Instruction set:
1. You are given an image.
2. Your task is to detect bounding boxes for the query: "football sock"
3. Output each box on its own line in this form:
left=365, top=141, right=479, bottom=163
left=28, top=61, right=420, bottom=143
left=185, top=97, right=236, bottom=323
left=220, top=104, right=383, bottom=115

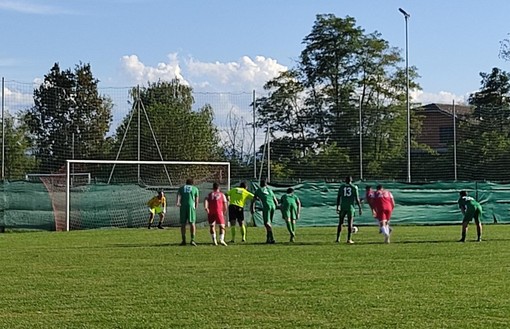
left=336, top=225, right=342, bottom=241
left=219, top=233, right=225, bottom=242
left=191, top=233, right=195, bottom=241
left=241, top=224, right=246, bottom=240
left=231, top=226, right=236, bottom=241
left=285, top=221, right=293, bottom=235
left=181, top=234, right=186, bottom=243
left=211, top=233, right=216, bottom=243
left=291, top=221, right=296, bottom=234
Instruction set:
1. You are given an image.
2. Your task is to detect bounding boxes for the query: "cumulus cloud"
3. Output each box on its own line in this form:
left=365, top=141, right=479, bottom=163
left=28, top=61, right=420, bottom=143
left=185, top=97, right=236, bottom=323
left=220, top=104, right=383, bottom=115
left=186, top=55, right=287, bottom=92
left=119, top=53, right=287, bottom=92
left=119, top=53, right=188, bottom=86
left=411, top=89, right=470, bottom=105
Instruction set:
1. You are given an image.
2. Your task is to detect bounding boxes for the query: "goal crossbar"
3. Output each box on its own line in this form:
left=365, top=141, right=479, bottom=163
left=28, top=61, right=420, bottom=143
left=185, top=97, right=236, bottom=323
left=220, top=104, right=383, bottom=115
left=65, top=160, right=230, bottom=231
left=26, top=173, right=92, bottom=184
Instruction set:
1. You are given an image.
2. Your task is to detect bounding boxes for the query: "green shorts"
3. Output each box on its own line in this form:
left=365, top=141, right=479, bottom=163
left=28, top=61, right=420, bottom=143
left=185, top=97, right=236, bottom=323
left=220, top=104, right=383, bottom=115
left=262, top=205, right=276, bottom=224
left=338, top=207, right=355, bottom=223
left=180, top=206, right=196, bottom=224
left=281, top=205, right=298, bottom=220
left=463, top=207, right=482, bottom=223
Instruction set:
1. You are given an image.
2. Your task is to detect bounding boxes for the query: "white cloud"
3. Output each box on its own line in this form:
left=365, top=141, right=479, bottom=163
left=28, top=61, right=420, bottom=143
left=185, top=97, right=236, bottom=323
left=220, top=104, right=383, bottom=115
left=119, top=53, right=287, bottom=92
left=186, top=55, right=287, bottom=92
left=0, top=0, right=71, bottom=14
left=411, top=89, right=470, bottom=105
left=119, top=54, right=188, bottom=86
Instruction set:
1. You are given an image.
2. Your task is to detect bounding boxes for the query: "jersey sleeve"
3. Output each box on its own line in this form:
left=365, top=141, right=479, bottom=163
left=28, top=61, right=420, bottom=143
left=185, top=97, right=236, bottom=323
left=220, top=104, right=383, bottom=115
left=245, top=190, right=255, bottom=199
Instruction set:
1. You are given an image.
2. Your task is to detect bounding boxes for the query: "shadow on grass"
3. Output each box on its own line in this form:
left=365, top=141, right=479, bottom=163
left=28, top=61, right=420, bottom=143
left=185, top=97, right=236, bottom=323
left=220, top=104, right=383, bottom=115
left=108, top=237, right=510, bottom=248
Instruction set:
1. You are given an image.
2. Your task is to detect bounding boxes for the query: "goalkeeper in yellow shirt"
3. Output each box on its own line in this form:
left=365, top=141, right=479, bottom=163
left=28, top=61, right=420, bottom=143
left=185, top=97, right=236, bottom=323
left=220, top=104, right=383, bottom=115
left=147, top=191, right=166, bottom=229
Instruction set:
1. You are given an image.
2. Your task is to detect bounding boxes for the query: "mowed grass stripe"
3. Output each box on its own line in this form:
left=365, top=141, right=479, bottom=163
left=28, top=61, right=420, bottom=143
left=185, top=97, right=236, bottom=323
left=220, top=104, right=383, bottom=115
left=0, top=225, right=509, bottom=328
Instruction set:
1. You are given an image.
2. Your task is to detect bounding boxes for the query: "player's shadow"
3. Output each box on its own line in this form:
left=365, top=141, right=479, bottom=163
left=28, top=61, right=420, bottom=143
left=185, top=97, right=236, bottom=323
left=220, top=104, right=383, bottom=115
left=110, top=242, right=175, bottom=248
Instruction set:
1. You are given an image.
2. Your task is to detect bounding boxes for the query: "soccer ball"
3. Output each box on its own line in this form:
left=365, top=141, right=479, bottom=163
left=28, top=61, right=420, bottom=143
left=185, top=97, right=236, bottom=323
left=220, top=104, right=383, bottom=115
left=351, top=226, right=359, bottom=234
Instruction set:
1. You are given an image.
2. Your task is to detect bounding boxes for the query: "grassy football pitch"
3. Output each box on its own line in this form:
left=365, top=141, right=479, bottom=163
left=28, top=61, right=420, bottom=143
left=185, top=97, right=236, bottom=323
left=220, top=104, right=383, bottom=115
left=0, top=225, right=509, bottom=329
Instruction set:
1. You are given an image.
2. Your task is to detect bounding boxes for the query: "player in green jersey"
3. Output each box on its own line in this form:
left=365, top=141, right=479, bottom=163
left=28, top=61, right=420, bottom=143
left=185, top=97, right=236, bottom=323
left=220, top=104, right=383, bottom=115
left=176, top=178, right=200, bottom=246
left=336, top=176, right=362, bottom=244
left=251, top=179, right=278, bottom=244
left=458, top=190, right=483, bottom=242
left=280, top=187, right=301, bottom=242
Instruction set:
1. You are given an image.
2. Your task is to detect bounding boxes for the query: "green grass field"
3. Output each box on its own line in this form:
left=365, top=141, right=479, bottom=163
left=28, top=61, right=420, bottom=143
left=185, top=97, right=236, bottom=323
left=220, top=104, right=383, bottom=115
left=0, top=225, right=509, bottom=329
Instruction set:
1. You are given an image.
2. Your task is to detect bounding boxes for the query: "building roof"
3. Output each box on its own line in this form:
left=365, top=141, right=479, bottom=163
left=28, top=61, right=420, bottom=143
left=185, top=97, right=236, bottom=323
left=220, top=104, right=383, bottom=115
left=417, top=103, right=473, bottom=117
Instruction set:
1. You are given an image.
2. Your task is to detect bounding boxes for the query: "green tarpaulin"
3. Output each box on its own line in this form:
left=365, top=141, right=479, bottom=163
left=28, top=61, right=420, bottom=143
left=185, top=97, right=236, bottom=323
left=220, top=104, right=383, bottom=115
left=0, top=180, right=508, bottom=230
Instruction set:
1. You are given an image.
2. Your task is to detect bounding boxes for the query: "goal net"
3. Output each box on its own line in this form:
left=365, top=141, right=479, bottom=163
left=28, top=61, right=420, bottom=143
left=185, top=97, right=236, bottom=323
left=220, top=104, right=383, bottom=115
left=58, top=160, right=230, bottom=231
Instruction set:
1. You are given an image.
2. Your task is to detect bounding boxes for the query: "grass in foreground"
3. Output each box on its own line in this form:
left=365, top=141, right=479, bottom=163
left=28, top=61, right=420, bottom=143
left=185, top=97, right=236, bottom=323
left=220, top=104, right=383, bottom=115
left=0, top=225, right=509, bottom=329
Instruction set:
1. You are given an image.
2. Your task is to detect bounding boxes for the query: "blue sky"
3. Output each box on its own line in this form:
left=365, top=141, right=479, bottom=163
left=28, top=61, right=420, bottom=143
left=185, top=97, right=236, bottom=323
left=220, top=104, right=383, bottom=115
left=1, top=0, right=509, bottom=104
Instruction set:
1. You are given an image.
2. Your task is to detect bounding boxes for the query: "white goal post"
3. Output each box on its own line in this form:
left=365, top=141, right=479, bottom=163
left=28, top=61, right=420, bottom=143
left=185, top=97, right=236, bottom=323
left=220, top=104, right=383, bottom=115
left=26, top=173, right=92, bottom=185
left=65, top=160, right=230, bottom=231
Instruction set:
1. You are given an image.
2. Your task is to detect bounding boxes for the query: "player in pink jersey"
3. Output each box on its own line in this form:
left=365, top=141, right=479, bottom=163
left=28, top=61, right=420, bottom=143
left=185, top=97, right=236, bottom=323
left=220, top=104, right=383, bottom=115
left=204, top=182, right=228, bottom=246
left=364, top=185, right=377, bottom=218
left=372, top=185, right=395, bottom=243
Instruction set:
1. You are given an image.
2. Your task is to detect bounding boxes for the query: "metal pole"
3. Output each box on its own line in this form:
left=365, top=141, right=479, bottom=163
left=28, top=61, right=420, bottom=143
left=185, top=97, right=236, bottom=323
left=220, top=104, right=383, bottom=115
left=358, top=95, right=363, bottom=180
left=252, top=90, right=256, bottom=179
left=267, top=125, right=271, bottom=183
left=399, top=8, right=411, bottom=183
left=453, top=100, right=457, bottom=181
left=137, top=85, right=141, bottom=182
left=1, top=77, right=4, bottom=181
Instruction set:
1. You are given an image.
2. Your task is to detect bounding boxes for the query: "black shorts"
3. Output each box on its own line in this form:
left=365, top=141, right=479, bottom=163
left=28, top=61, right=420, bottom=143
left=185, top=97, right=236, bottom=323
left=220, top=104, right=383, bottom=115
left=228, top=205, right=245, bottom=223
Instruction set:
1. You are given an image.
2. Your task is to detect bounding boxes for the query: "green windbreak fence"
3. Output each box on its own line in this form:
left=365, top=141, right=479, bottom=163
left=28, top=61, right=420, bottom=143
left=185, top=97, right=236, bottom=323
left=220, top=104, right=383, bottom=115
left=0, top=180, right=508, bottom=231
left=249, top=181, right=509, bottom=227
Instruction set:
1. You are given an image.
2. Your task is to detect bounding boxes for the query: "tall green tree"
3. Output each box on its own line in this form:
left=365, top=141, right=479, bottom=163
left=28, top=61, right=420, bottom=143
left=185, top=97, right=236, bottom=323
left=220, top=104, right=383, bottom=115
left=21, top=63, right=113, bottom=172
left=256, top=14, right=421, bottom=181
left=113, top=79, right=220, bottom=162
left=1, top=113, right=37, bottom=179
left=455, top=67, right=510, bottom=181
left=468, top=67, right=510, bottom=134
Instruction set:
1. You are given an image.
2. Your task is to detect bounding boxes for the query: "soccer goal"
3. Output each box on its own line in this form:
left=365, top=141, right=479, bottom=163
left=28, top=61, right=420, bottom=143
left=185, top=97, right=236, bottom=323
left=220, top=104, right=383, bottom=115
left=26, top=173, right=92, bottom=185
left=59, top=160, right=230, bottom=231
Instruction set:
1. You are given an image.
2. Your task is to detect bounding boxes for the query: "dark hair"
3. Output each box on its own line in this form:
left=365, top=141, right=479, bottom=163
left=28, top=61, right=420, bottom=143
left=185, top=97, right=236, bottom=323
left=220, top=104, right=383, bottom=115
left=186, top=178, right=193, bottom=185
left=260, top=179, right=267, bottom=187
left=365, top=185, right=372, bottom=190
left=158, top=190, right=164, bottom=197
left=240, top=182, right=247, bottom=189
left=213, top=182, right=219, bottom=190
left=345, top=176, right=352, bottom=183
left=459, top=190, right=467, bottom=197
left=287, top=187, right=294, bottom=194
left=376, top=185, right=383, bottom=190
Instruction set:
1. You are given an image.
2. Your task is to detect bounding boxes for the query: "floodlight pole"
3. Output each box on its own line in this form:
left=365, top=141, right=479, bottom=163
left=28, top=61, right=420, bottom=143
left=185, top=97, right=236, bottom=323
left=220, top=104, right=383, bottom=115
left=453, top=100, right=457, bottom=181
left=399, top=7, right=411, bottom=183
left=358, top=95, right=363, bottom=180
left=252, top=90, right=257, bottom=179
left=1, top=77, right=4, bottom=181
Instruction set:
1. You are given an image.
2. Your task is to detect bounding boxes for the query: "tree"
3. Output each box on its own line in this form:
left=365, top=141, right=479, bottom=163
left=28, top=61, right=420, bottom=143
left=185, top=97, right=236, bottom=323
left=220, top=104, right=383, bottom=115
left=21, top=63, right=113, bottom=172
left=112, top=80, right=220, bottom=162
left=1, top=113, right=37, bottom=179
left=255, top=14, right=421, bottom=181
left=500, top=34, right=510, bottom=61
left=453, top=67, right=510, bottom=181
left=468, top=67, right=510, bottom=134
